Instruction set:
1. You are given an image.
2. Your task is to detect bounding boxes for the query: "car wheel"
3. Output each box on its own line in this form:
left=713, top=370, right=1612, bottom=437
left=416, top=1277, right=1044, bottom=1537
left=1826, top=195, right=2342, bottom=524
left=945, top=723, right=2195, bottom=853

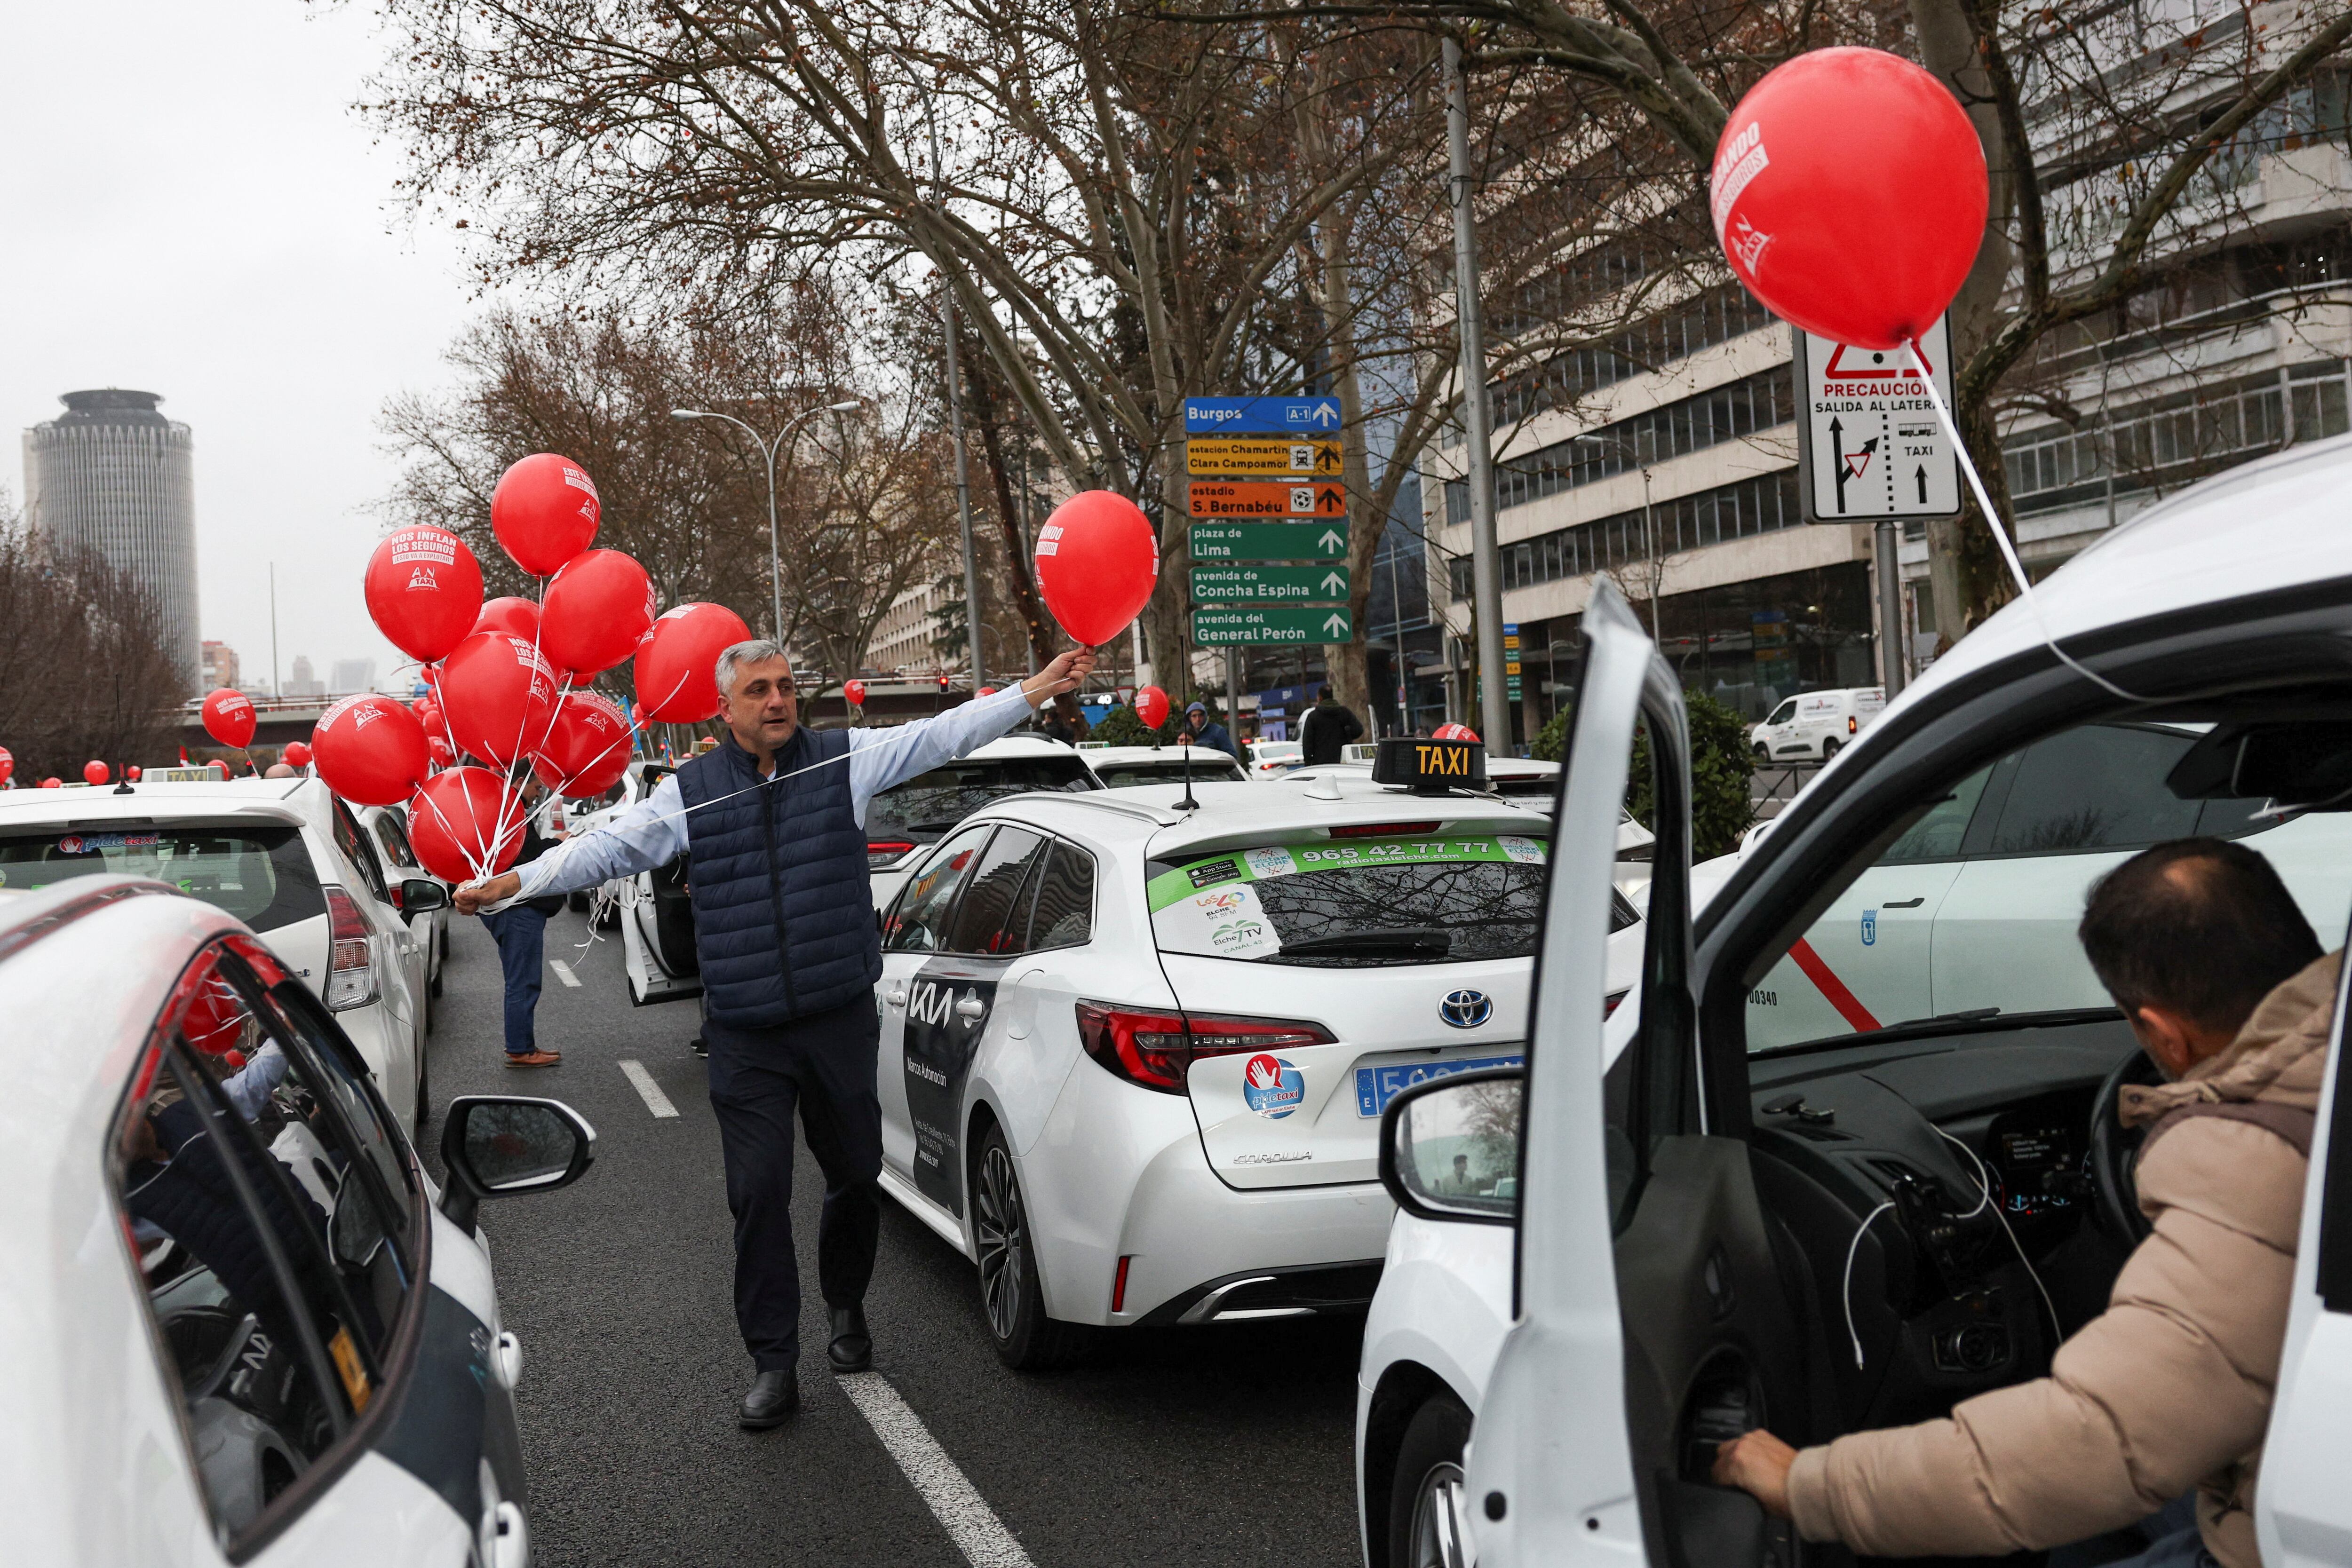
left=1821, top=736, right=1842, bottom=762
left=1752, top=743, right=1770, bottom=762
left=438, top=922, right=449, bottom=965
left=971, top=1124, right=1088, bottom=1371
left=1387, top=1393, right=1474, bottom=1568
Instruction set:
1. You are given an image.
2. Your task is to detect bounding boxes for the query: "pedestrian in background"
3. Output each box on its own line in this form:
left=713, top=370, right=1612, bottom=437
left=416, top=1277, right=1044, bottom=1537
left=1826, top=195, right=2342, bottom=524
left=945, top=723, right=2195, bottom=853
left=1180, top=700, right=1239, bottom=759
left=479, top=764, right=566, bottom=1069
left=1298, top=684, right=1364, bottom=766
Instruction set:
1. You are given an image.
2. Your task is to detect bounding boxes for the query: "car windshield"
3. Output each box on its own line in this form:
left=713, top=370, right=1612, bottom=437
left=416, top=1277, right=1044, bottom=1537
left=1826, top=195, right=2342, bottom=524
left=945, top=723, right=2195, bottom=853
left=1146, top=833, right=1625, bottom=967
left=866, top=755, right=1100, bottom=843
left=0, top=824, right=323, bottom=931
left=1095, top=759, right=1248, bottom=789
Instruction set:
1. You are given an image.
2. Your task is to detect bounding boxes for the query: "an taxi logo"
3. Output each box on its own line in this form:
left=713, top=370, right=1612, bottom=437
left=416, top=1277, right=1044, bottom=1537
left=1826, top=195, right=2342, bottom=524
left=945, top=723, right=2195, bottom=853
left=1241, top=1053, right=1305, bottom=1118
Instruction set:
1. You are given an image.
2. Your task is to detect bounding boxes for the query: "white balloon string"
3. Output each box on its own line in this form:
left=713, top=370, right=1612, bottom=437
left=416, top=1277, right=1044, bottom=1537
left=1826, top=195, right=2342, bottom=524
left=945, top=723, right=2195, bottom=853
left=1903, top=337, right=2147, bottom=704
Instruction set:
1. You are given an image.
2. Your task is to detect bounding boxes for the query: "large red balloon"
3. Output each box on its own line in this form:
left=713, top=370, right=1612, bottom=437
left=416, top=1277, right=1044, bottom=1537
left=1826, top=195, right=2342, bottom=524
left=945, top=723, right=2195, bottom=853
left=541, top=549, right=657, bottom=676
left=313, top=695, right=430, bottom=806
left=1034, top=491, right=1157, bottom=647
left=472, top=596, right=542, bottom=641
left=406, top=767, right=527, bottom=881
left=83, top=760, right=109, bottom=786
left=534, top=691, right=635, bottom=799
left=491, top=453, right=600, bottom=576
left=1133, top=686, right=1170, bottom=729
left=1710, top=48, right=1986, bottom=350
left=364, top=526, right=485, bottom=662
left=634, top=602, right=754, bottom=723
left=843, top=679, right=867, bottom=707
left=438, top=631, right=559, bottom=766
left=282, top=741, right=314, bottom=767
left=201, top=689, right=257, bottom=749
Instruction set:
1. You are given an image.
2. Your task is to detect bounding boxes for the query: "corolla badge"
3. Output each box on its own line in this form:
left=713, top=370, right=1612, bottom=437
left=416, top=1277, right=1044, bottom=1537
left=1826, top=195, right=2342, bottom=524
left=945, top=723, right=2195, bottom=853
left=1439, top=989, right=1493, bottom=1029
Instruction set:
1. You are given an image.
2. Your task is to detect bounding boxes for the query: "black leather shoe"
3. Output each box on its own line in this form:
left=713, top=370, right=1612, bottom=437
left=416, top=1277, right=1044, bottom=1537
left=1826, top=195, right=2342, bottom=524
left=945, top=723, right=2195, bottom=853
left=827, top=1306, right=873, bottom=1373
left=738, top=1369, right=799, bottom=1429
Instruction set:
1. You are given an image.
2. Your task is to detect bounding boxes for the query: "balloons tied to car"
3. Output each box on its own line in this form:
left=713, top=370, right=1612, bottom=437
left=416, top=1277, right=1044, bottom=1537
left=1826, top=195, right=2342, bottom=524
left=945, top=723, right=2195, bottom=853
left=1134, top=685, right=1170, bottom=729
left=201, top=688, right=257, bottom=750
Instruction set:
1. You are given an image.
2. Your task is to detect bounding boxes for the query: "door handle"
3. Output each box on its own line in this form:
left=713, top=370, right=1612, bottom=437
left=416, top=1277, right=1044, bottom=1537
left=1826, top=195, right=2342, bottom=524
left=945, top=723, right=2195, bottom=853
left=886, top=989, right=908, bottom=1009
left=1881, top=897, right=1925, bottom=909
left=955, top=995, right=986, bottom=1021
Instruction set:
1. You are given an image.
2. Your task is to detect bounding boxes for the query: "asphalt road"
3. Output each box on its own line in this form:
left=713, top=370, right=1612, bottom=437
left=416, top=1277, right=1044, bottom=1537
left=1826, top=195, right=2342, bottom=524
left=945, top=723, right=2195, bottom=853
left=420, top=907, right=1367, bottom=1568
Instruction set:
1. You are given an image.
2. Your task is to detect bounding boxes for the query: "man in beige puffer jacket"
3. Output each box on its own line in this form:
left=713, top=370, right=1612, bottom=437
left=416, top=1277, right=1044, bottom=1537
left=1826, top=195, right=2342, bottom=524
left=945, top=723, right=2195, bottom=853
left=1716, top=837, right=2338, bottom=1568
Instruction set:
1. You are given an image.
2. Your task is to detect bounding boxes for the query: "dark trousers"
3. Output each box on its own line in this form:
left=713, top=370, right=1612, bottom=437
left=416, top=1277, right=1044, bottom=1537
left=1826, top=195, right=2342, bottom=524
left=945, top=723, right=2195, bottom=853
left=480, top=907, right=547, bottom=1056
left=703, top=999, right=883, bottom=1370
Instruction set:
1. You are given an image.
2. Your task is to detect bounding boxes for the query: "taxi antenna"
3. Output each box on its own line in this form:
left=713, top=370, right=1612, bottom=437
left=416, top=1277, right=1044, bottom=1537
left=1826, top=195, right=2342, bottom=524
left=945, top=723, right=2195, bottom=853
left=1176, top=737, right=1200, bottom=812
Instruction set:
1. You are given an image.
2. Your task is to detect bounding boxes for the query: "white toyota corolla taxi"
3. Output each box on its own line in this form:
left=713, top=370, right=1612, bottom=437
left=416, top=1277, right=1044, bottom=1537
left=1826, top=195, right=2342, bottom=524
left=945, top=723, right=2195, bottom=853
left=870, top=744, right=1644, bottom=1368
left=1355, top=432, right=2352, bottom=1568
left=0, top=874, right=595, bottom=1566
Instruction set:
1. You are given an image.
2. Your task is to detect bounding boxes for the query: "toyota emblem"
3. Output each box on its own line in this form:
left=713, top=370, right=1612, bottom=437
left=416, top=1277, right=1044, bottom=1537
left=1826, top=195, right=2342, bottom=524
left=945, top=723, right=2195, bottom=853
left=1439, top=989, right=1493, bottom=1029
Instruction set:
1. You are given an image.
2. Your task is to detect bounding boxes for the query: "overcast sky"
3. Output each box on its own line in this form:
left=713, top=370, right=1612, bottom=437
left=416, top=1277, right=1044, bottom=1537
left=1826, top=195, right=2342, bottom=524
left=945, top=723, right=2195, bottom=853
left=1, top=2, right=491, bottom=694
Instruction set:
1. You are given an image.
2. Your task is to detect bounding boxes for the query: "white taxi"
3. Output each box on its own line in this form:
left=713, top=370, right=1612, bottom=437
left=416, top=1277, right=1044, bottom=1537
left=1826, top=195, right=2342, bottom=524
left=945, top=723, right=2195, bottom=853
left=1355, top=433, right=2352, bottom=1568
left=870, top=742, right=1643, bottom=1369
left=1081, top=744, right=1250, bottom=789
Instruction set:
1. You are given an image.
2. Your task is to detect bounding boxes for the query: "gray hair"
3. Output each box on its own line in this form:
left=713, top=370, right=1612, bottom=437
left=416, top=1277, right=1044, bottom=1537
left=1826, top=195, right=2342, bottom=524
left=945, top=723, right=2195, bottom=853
left=715, top=638, right=791, bottom=699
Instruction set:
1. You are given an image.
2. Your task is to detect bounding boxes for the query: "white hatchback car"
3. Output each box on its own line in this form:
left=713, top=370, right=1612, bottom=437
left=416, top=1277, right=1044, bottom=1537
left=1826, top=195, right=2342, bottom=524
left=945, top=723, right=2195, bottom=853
left=0, top=874, right=595, bottom=1566
left=871, top=752, right=1643, bottom=1369
left=1748, top=685, right=1885, bottom=764
left=0, top=780, right=439, bottom=1132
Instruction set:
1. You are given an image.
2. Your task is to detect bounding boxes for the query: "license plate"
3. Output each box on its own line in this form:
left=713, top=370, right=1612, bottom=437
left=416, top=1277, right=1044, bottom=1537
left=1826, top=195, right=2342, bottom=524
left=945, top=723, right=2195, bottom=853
left=1355, top=1053, right=1525, bottom=1117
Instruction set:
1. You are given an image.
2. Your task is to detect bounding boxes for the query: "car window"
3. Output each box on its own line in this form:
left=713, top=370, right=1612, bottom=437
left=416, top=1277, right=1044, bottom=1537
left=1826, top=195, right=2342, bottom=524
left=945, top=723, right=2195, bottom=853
left=866, top=755, right=1100, bottom=847
left=1765, top=700, right=1797, bottom=726
left=1877, top=766, right=1994, bottom=864
left=330, top=800, right=390, bottom=902
left=942, top=827, right=1050, bottom=955
left=1146, top=834, right=1603, bottom=967
left=0, top=824, right=324, bottom=933
left=370, top=810, right=421, bottom=873
left=1095, top=759, right=1248, bottom=788
left=1022, top=841, right=1097, bottom=950
left=1975, top=724, right=2205, bottom=855
left=883, top=826, right=995, bottom=953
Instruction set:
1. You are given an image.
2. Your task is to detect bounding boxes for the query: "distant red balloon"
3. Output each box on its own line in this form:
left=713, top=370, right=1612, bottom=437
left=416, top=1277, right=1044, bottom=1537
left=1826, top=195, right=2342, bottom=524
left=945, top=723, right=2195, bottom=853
left=406, top=767, right=526, bottom=882
left=628, top=702, right=644, bottom=727
left=843, top=679, right=867, bottom=706
left=40, top=777, right=61, bottom=789
left=0, top=747, right=11, bottom=785
left=439, top=630, right=560, bottom=766
left=1710, top=48, right=1986, bottom=350
left=978, top=686, right=998, bottom=697
left=201, top=688, right=257, bottom=749
left=1033, top=491, right=1157, bottom=647
left=534, top=691, right=635, bottom=799
left=83, top=760, right=109, bottom=785
left=364, top=526, right=485, bottom=663
left=472, top=596, right=542, bottom=641
left=282, top=740, right=313, bottom=768
left=634, top=602, right=754, bottom=723
left=427, top=735, right=454, bottom=768
left=126, top=766, right=141, bottom=782
left=1432, top=722, right=1480, bottom=742
left=207, top=760, right=230, bottom=780
left=491, top=452, right=600, bottom=576
left=1133, top=685, right=1169, bottom=729
left=313, top=695, right=429, bottom=806
left=541, top=548, right=657, bottom=675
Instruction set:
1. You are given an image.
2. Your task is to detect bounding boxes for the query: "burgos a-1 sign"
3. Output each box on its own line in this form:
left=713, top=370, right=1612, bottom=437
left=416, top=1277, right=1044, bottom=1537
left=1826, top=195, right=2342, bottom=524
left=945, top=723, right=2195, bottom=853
left=1793, top=314, right=1962, bottom=523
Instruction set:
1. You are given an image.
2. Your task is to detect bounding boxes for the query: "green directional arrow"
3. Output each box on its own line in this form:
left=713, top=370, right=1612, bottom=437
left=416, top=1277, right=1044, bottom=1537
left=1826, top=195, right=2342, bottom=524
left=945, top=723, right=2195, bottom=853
left=1189, top=563, right=1352, bottom=604
left=1192, top=605, right=1355, bottom=646
left=1187, top=521, right=1348, bottom=562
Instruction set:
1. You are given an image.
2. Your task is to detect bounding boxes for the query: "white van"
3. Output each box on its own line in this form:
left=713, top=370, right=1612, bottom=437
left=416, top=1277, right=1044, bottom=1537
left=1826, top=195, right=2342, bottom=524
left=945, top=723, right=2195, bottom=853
left=1749, top=685, right=1884, bottom=763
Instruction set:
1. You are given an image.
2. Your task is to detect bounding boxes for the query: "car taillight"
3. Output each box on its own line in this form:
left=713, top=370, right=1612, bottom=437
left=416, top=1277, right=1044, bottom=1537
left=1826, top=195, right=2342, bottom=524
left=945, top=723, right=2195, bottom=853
left=867, top=840, right=917, bottom=869
left=1847, top=716, right=1858, bottom=734
left=1604, top=989, right=1629, bottom=1017
left=1076, top=1002, right=1335, bottom=1094
left=323, top=884, right=377, bottom=1012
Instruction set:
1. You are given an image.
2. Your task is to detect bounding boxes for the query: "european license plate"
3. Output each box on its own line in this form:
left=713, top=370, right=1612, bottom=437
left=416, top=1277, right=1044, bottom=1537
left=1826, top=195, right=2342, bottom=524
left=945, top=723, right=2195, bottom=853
left=1355, top=1053, right=1525, bottom=1118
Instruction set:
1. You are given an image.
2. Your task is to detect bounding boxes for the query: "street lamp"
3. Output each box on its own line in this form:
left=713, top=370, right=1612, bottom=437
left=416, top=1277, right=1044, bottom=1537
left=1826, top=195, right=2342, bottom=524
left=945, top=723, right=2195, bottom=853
left=672, top=400, right=860, bottom=641
left=1573, top=432, right=1661, bottom=641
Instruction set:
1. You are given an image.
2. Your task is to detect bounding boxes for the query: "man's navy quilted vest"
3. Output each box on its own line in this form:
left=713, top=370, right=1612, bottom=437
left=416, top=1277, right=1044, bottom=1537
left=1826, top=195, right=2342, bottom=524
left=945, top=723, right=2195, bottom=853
left=675, top=727, right=880, bottom=1027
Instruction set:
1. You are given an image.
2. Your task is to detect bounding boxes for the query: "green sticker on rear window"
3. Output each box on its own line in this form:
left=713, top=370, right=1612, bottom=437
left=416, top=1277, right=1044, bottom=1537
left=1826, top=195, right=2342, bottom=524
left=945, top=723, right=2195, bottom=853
left=1146, top=835, right=1546, bottom=912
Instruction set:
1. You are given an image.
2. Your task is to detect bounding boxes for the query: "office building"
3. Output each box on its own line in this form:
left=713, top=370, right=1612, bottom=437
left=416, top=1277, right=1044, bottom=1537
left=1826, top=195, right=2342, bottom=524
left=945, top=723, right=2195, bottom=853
left=201, top=640, right=239, bottom=692
left=287, top=655, right=324, bottom=698
left=23, top=389, right=200, bottom=689
left=331, top=657, right=377, bottom=695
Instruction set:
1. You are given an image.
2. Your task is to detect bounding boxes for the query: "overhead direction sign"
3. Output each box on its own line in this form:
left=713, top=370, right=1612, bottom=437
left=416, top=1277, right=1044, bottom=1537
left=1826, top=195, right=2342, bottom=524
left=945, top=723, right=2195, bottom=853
left=1188, top=521, right=1349, bottom=562
left=1793, top=314, right=1963, bottom=523
left=1193, top=605, right=1354, bottom=645
left=1184, top=396, right=1343, bottom=436
left=1191, top=564, right=1352, bottom=604
left=1189, top=480, right=1349, bottom=519
left=1186, top=438, right=1345, bottom=478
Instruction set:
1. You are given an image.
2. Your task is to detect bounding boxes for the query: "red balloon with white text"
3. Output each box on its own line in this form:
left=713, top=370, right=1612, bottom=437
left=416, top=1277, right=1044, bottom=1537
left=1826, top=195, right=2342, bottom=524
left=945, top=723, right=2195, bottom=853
left=0, top=747, right=15, bottom=784
left=406, top=767, right=526, bottom=881
left=1033, top=491, right=1157, bottom=647
left=843, top=679, right=867, bottom=707
left=202, top=688, right=257, bottom=749
left=534, top=691, right=635, bottom=799
left=438, top=630, right=560, bottom=766
left=633, top=602, right=754, bottom=723
left=1432, top=722, right=1479, bottom=742
left=491, top=453, right=600, bottom=576
left=312, top=695, right=430, bottom=806
left=1133, top=686, right=1169, bottom=730
left=540, top=549, right=657, bottom=676
left=364, top=526, right=485, bottom=662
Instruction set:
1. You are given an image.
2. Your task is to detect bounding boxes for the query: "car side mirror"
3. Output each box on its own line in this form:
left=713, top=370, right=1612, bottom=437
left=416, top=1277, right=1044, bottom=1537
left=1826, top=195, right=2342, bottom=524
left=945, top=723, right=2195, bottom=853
left=437, top=1095, right=596, bottom=1235
left=397, top=878, right=450, bottom=916
left=1378, top=1068, right=1523, bottom=1224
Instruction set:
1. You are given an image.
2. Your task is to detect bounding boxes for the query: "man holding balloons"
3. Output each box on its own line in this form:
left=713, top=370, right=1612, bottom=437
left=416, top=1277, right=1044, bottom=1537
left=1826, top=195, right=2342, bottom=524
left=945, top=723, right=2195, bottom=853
left=455, top=636, right=1097, bottom=1427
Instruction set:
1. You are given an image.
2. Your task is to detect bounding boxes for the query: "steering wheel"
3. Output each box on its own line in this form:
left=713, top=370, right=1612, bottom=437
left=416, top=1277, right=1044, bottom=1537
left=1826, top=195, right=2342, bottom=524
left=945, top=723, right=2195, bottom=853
left=2088, top=1048, right=2166, bottom=1245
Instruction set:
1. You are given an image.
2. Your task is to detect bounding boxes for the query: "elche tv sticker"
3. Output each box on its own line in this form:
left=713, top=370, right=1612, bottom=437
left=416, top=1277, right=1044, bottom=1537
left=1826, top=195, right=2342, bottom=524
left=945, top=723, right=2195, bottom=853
left=1241, top=1053, right=1306, bottom=1119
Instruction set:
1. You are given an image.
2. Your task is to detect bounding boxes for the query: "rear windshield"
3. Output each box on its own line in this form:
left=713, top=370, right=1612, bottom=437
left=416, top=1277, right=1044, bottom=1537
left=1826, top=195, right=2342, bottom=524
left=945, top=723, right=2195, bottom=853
left=1096, top=759, right=1248, bottom=789
left=867, top=756, right=1100, bottom=843
left=0, top=824, right=323, bottom=932
left=1146, top=834, right=1621, bottom=967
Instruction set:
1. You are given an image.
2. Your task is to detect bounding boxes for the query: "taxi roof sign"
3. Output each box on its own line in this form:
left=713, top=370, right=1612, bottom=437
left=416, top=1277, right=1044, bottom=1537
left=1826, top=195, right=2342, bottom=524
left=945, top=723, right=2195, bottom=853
left=1370, top=735, right=1487, bottom=796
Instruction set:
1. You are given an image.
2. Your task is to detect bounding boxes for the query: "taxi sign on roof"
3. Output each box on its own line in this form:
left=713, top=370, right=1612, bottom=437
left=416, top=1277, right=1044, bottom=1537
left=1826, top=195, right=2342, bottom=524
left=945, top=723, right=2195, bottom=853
left=1370, top=735, right=1488, bottom=795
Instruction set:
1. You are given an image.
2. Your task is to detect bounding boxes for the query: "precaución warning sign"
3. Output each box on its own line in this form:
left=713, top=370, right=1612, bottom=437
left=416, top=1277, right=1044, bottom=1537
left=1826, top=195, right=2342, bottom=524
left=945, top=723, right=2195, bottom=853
left=1794, top=314, right=1962, bottom=523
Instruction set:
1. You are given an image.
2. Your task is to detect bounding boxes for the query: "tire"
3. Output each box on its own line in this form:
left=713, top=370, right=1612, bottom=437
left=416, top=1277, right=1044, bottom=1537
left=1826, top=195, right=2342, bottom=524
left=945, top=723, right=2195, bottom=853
left=1386, top=1394, right=1475, bottom=1568
left=1820, top=736, right=1842, bottom=762
left=438, top=922, right=449, bottom=965
left=1752, top=743, right=1770, bottom=762
left=971, top=1124, right=1088, bottom=1371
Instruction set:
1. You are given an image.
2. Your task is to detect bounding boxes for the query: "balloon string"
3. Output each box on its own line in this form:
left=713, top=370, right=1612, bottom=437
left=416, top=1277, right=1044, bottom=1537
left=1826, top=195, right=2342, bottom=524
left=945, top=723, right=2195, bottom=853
left=1904, top=337, right=2147, bottom=704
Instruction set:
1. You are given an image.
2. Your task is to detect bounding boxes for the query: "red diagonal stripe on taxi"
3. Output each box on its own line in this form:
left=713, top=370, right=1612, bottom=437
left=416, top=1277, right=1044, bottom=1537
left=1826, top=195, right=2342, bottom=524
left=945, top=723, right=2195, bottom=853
left=1788, top=938, right=1882, bottom=1033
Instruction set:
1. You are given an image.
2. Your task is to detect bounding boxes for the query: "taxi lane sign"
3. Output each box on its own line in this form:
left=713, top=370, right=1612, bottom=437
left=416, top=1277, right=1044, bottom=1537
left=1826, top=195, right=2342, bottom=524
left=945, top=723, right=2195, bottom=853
left=1188, top=521, right=1348, bottom=561
left=1184, top=396, right=1343, bottom=436
left=1190, top=564, right=1351, bottom=603
left=1186, top=438, right=1344, bottom=477
left=1793, top=314, right=1963, bottom=522
left=1189, top=480, right=1348, bottom=518
left=1193, top=605, right=1354, bottom=645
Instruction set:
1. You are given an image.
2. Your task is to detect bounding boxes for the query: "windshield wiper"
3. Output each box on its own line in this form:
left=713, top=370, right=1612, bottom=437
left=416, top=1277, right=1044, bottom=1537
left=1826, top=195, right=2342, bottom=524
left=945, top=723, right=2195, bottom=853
left=1279, top=926, right=1453, bottom=958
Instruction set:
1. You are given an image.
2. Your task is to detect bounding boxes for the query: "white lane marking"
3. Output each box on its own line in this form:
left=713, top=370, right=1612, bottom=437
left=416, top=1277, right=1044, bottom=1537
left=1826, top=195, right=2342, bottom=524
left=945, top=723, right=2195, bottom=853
left=837, top=1371, right=1035, bottom=1568
left=616, top=1059, right=679, bottom=1119
left=548, top=959, right=581, bottom=988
